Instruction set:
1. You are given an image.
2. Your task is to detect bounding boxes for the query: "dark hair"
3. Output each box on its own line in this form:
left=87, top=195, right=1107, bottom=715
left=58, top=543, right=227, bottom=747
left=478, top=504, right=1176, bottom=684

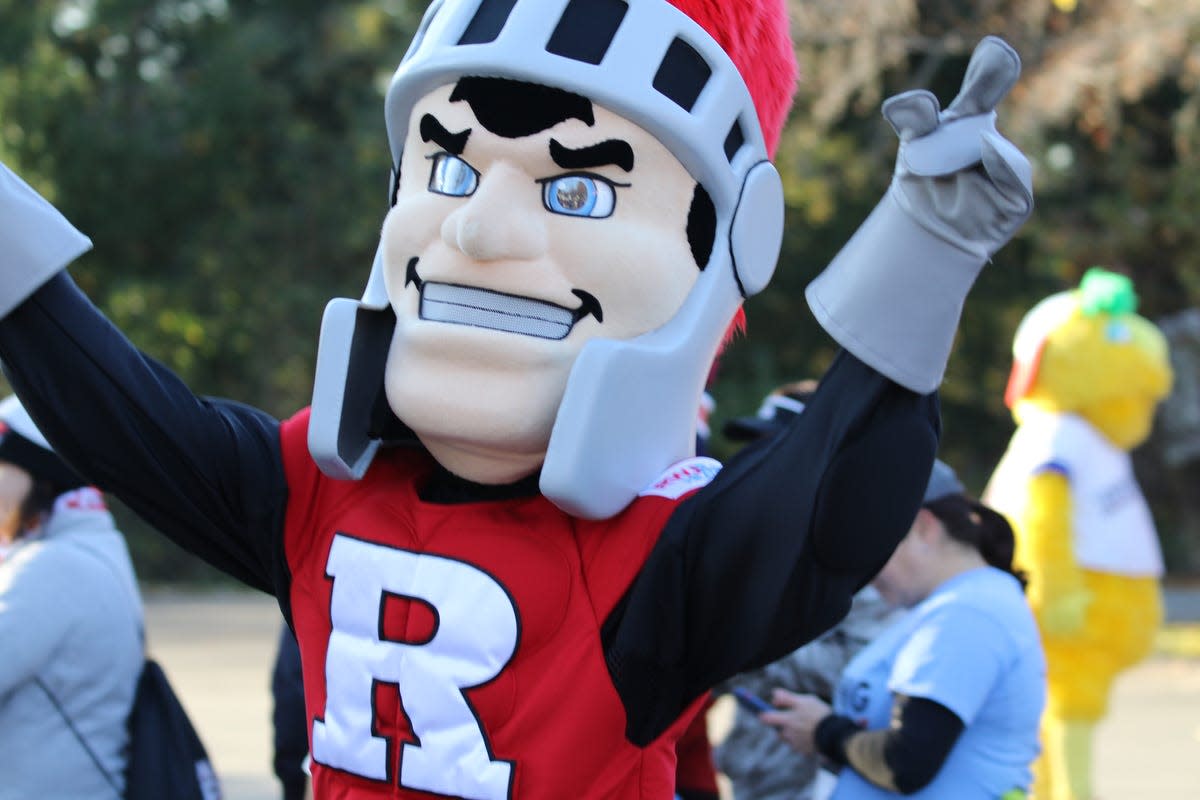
left=445, top=76, right=717, bottom=269
left=924, top=494, right=1028, bottom=590
left=14, top=479, right=59, bottom=538
left=450, top=76, right=595, bottom=138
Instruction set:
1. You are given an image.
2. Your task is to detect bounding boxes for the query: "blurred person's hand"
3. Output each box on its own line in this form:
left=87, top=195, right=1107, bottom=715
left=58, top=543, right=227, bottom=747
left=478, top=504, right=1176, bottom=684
left=759, top=689, right=832, bottom=755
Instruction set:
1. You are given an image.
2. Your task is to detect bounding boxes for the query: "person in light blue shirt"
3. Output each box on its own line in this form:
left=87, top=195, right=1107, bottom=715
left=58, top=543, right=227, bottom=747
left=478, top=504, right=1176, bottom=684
left=758, top=460, right=1047, bottom=799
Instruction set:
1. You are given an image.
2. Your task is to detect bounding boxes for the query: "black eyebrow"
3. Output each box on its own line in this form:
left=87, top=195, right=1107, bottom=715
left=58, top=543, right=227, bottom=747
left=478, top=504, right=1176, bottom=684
left=549, top=138, right=634, bottom=172
left=420, top=114, right=471, bottom=156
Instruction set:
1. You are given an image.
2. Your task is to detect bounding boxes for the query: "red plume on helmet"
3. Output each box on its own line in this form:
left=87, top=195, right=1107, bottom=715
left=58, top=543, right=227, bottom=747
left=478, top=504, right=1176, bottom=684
left=666, top=0, right=798, bottom=157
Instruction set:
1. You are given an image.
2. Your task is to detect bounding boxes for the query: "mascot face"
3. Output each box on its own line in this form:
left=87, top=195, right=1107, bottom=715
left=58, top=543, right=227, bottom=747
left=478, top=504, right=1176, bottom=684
left=1008, top=270, right=1173, bottom=451
left=1029, top=309, right=1172, bottom=449
left=379, top=80, right=702, bottom=481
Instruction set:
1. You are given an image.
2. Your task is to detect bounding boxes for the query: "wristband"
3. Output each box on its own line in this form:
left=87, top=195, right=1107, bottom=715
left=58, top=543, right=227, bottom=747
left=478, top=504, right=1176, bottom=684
left=814, top=713, right=863, bottom=767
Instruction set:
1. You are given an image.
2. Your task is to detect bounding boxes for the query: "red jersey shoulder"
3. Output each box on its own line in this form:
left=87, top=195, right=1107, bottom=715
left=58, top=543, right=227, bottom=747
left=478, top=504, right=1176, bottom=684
left=279, top=407, right=315, bottom=479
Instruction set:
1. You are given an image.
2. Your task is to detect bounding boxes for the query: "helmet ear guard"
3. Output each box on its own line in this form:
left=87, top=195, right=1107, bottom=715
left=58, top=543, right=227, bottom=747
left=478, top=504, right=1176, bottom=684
left=310, top=245, right=419, bottom=479
left=308, top=0, right=786, bottom=515
left=729, top=161, right=785, bottom=296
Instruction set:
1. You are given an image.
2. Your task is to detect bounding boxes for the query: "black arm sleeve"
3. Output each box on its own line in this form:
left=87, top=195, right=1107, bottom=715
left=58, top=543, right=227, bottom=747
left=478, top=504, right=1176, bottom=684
left=0, top=273, right=291, bottom=603
left=604, top=351, right=939, bottom=744
left=814, top=712, right=863, bottom=766
left=272, top=624, right=310, bottom=800
left=818, top=696, right=965, bottom=794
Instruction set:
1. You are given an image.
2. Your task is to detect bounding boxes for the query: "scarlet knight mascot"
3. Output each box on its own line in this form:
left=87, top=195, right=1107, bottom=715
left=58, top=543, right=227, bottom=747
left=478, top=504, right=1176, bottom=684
left=0, top=1, right=1032, bottom=797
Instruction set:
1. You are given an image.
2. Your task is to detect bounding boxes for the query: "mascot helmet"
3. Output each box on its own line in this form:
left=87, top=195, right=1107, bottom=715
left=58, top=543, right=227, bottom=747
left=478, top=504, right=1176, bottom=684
left=309, top=0, right=796, bottom=518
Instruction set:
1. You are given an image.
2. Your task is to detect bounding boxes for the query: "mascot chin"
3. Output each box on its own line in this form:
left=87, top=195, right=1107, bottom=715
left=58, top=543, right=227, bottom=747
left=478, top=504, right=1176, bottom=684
left=0, top=0, right=1033, bottom=796
left=986, top=268, right=1173, bottom=800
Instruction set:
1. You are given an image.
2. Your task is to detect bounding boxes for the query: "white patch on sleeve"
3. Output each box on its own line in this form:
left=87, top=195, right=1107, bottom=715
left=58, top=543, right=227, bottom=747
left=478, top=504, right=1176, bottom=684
left=638, top=457, right=722, bottom=500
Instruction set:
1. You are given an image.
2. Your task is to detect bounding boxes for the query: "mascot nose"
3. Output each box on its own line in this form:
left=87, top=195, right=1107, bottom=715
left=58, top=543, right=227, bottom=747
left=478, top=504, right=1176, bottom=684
left=441, top=163, right=547, bottom=262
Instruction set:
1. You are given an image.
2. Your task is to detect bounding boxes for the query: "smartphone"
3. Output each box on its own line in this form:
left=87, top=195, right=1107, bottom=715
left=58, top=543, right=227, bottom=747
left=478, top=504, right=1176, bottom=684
left=731, top=686, right=773, bottom=714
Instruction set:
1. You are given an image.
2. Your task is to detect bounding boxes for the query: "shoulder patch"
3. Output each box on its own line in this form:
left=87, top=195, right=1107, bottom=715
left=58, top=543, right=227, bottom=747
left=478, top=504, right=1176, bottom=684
left=638, top=457, right=722, bottom=500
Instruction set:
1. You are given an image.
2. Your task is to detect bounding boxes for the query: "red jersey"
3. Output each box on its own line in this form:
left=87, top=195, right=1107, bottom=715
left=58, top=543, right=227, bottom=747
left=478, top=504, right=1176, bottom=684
left=280, top=410, right=707, bottom=799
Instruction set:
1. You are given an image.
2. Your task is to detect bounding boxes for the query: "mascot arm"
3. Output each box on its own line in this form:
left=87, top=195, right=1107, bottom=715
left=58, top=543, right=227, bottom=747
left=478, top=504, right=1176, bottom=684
left=0, top=264, right=290, bottom=597
left=1019, top=469, right=1089, bottom=636
left=806, top=37, right=1033, bottom=394
left=604, top=352, right=939, bottom=745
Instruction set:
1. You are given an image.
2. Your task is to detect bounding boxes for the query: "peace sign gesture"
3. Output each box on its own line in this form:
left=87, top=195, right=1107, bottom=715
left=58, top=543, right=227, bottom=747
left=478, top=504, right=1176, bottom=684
left=806, top=36, right=1035, bottom=395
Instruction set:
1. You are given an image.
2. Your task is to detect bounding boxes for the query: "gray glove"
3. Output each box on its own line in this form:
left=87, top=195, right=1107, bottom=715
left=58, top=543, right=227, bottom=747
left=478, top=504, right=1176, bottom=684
left=806, top=36, right=1033, bottom=394
left=0, top=162, right=92, bottom=317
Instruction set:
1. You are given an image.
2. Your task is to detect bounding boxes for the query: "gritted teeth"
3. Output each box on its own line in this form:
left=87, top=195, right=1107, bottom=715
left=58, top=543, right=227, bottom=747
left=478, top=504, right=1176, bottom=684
left=420, top=282, right=579, bottom=340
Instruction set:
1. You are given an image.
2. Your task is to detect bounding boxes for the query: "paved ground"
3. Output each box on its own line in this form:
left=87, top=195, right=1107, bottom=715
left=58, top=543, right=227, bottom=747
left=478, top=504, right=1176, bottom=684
left=147, top=589, right=1200, bottom=800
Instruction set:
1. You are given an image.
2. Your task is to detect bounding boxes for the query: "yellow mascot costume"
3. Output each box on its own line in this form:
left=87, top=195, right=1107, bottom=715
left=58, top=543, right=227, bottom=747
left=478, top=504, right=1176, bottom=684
left=985, top=268, right=1173, bottom=800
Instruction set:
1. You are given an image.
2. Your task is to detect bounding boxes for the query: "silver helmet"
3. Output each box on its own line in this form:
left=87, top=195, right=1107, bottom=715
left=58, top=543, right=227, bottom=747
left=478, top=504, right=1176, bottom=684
left=309, top=0, right=785, bottom=518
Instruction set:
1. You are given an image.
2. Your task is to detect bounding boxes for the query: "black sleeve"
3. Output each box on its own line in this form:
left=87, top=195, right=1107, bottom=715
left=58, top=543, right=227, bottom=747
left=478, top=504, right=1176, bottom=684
left=0, top=273, right=291, bottom=601
left=271, top=624, right=310, bottom=800
left=816, top=696, right=966, bottom=794
left=603, top=351, right=939, bottom=744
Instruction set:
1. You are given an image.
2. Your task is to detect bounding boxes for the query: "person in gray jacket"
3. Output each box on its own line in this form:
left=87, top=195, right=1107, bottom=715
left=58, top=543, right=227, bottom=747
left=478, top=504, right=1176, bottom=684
left=0, top=394, right=144, bottom=799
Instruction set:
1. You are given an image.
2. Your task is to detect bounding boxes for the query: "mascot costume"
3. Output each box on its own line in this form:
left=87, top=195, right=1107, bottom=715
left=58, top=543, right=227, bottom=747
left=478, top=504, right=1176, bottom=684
left=986, top=268, right=1173, bottom=800
left=0, top=1, right=1032, bottom=797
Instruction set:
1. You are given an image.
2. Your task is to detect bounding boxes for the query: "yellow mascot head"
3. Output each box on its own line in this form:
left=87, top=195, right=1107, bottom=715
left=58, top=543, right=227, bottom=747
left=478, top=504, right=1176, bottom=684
left=1005, top=267, right=1173, bottom=450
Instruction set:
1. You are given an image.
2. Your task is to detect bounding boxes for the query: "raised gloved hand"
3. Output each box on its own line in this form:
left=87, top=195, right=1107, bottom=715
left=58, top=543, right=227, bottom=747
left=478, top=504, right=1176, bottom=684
left=806, top=36, right=1032, bottom=394
left=0, top=162, right=92, bottom=318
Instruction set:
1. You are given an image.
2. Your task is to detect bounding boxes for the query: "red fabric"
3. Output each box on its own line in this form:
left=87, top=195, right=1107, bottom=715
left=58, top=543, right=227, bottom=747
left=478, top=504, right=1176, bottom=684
left=279, top=409, right=706, bottom=799
left=666, top=0, right=797, bottom=156
left=674, top=694, right=719, bottom=795
left=1004, top=347, right=1044, bottom=408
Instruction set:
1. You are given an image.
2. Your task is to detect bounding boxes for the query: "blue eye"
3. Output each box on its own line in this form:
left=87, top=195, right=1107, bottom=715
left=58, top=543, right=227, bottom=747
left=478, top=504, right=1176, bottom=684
left=541, top=174, right=616, bottom=218
left=428, top=153, right=478, bottom=197
left=1106, top=321, right=1132, bottom=344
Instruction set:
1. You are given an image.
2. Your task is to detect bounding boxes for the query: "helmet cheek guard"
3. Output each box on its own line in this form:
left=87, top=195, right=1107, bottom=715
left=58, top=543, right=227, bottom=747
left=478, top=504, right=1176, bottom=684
left=309, top=0, right=786, bottom=519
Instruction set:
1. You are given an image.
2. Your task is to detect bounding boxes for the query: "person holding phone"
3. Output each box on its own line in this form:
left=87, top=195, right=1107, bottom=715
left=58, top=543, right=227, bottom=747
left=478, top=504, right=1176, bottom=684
left=758, top=460, right=1046, bottom=800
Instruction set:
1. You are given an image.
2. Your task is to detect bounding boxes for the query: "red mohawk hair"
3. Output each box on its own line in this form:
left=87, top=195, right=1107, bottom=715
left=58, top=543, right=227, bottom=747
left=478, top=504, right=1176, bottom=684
left=666, top=0, right=797, bottom=157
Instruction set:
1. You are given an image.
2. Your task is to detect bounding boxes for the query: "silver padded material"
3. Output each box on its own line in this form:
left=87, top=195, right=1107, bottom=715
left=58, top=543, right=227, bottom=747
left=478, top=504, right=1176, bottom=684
left=542, top=247, right=743, bottom=519
left=806, top=191, right=987, bottom=394
left=309, top=298, right=382, bottom=479
left=730, top=162, right=785, bottom=297
left=309, top=0, right=785, bottom=518
left=805, top=36, right=1033, bottom=394
left=0, top=163, right=93, bottom=318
